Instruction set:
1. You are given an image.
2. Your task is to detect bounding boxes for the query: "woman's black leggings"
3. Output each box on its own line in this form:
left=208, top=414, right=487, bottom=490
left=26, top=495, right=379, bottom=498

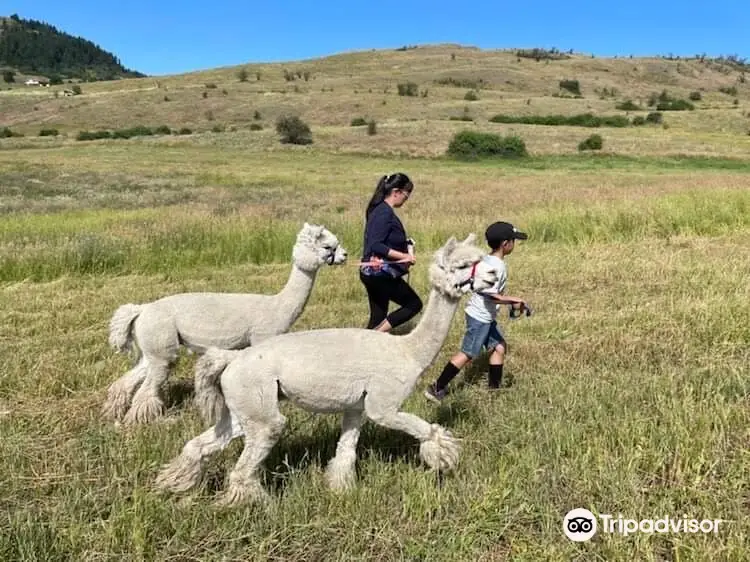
left=360, top=272, right=424, bottom=330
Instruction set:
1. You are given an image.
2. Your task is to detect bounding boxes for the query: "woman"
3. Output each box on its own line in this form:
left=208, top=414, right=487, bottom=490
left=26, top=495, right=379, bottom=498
left=360, top=173, right=423, bottom=332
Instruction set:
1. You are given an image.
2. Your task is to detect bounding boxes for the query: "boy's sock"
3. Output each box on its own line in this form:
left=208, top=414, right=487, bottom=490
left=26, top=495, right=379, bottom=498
left=488, top=364, right=503, bottom=389
left=435, top=361, right=461, bottom=391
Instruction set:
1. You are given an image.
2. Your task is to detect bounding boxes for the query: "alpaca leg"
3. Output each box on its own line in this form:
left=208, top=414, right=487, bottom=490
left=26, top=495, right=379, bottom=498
left=215, top=371, right=286, bottom=507
left=124, top=356, right=170, bottom=424
left=364, top=395, right=461, bottom=472
left=155, top=408, right=240, bottom=493
left=325, top=409, right=363, bottom=491
left=102, top=358, right=147, bottom=421
left=216, top=415, right=286, bottom=507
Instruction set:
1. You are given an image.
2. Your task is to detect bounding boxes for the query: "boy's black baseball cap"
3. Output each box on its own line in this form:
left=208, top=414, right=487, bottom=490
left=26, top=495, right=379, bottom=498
left=485, top=221, right=528, bottom=248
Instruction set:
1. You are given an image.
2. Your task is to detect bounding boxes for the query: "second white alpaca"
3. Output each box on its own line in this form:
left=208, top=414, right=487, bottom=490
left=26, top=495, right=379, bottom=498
left=103, top=222, right=348, bottom=425
left=155, top=233, right=500, bottom=506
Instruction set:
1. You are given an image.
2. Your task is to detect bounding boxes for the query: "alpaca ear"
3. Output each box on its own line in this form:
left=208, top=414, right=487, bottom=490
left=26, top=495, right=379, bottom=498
left=442, top=236, right=457, bottom=257
left=462, top=233, right=476, bottom=245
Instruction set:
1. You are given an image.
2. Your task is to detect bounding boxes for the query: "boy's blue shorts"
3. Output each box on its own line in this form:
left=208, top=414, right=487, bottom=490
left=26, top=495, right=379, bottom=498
left=460, top=313, right=506, bottom=359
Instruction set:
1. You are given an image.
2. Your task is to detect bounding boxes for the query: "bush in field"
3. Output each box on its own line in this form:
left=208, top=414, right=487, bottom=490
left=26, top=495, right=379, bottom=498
left=249, top=123, right=263, bottom=131
left=616, top=100, right=641, bottom=111
left=367, top=120, right=377, bottom=135
left=39, top=128, right=59, bottom=136
left=0, top=127, right=23, bottom=138
left=656, top=99, right=694, bottom=111
left=464, top=90, right=479, bottom=101
left=646, top=112, right=663, bottom=124
left=397, top=82, right=419, bottom=96
left=559, top=79, right=581, bottom=95
left=490, top=113, right=630, bottom=127
left=350, top=117, right=367, bottom=126
left=275, top=115, right=312, bottom=145
left=578, top=134, right=603, bottom=151
left=689, top=91, right=702, bottom=101
left=77, top=130, right=111, bottom=141
left=447, top=130, right=528, bottom=160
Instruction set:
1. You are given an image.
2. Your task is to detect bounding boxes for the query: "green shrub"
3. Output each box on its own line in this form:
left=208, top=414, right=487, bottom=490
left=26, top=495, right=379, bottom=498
left=38, top=128, right=59, bottom=137
left=447, top=130, right=528, bottom=160
left=211, top=124, right=226, bottom=133
left=489, top=113, right=629, bottom=128
left=0, top=127, right=22, bottom=138
left=177, top=127, right=193, bottom=135
left=719, top=86, right=738, bottom=96
left=76, top=130, right=111, bottom=141
left=646, top=112, right=663, bottom=124
left=616, top=100, right=641, bottom=111
left=112, top=126, right=154, bottom=139
left=237, top=68, right=248, bottom=82
left=253, top=110, right=262, bottom=120
left=154, top=125, right=171, bottom=135
left=578, top=134, right=603, bottom=151
left=397, top=82, right=419, bottom=96
left=656, top=99, right=694, bottom=111
left=689, top=91, right=702, bottom=101
left=249, top=123, right=263, bottom=131
left=434, top=77, right=486, bottom=89
left=367, top=120, right=377, bottom=135
left=71, top=85, right=82, bottom=95
left=205, top=83, right=217, bottom=89
left=464, top=90, right=479, bottom=101
left=515, top=48, right=570, bottom=61
left=350, top=117, right=367, bottom=127
left=656, top=100, right=695, bottom=111
left=559, top=79, right=581, bottom=96
left=632, top=116, right=646, bottom=126
left=275, top=115, right=312, bottom=145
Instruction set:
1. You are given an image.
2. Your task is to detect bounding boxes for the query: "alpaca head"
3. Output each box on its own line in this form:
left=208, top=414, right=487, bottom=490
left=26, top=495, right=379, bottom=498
left=292, top=223, right=348, bottom=271
left=428, top=234, right=499, bottom=298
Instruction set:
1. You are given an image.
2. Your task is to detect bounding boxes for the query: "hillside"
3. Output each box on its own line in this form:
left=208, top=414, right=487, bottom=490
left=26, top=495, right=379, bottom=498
left=0, top=14, right=144, bottom=82
left=1, top=44, right=749, bottom=158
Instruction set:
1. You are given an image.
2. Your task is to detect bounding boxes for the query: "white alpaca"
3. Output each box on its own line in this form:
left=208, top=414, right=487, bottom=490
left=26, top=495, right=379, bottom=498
left=154, top=234, right=499, bottom=506
left=103, top=222, right=348, bottom=425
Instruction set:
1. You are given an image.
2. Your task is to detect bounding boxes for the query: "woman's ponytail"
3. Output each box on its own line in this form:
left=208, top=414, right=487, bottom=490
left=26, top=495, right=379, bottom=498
left=365, top=175, right=390, bottom=219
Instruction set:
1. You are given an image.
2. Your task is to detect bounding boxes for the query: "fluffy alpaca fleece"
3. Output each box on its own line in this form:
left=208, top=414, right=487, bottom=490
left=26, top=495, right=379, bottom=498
left=103, top=223, right=348, bottom=425
left=155, top=234, right=500, bottom=506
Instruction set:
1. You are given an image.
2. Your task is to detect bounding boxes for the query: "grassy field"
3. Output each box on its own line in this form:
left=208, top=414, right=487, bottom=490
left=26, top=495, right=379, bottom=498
left=2, top=44, right=750, bottom=561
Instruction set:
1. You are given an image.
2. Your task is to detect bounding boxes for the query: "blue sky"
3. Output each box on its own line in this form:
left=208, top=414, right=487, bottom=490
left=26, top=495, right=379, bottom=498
left=4, top=0, right=749, bottom=76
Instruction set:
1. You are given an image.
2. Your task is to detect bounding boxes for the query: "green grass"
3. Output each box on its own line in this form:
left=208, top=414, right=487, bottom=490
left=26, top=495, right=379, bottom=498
left=1, top=138, right=749, bottom=560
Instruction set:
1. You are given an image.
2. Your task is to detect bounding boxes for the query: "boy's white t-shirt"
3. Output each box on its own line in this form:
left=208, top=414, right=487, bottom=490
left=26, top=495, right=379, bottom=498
left=465, top=254, right=507, bottom=323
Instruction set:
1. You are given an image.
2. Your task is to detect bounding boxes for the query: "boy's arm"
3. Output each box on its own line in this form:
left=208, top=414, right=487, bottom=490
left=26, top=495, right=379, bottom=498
left=489, top=294, right=526, bottom=307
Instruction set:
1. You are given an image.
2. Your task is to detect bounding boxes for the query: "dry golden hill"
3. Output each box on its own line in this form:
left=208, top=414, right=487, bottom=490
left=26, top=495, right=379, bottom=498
left=2, top=44, right=749, bottom=157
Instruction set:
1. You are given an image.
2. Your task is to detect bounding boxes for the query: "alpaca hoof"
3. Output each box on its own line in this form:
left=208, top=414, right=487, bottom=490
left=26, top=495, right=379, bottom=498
left=123, top=396, right=164, bottom=425
left=325, top=463, right=357, bottom=491
left=102, top=384, right=131, bottom=421
left=154, top=455, right=204, bottom=493
left=215, top=480, right=269, bottom=508
left=419, top=424, right=461, bottom=472
left=101, top=396, right=128, bottom=422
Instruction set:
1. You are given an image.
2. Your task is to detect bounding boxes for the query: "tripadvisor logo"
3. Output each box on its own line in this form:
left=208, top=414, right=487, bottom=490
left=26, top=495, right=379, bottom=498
left=563, top=509, right=724, bottom=541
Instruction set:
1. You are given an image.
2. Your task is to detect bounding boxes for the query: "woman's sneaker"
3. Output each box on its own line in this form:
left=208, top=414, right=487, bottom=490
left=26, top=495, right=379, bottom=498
left=424, top=384, right=447, bottom=404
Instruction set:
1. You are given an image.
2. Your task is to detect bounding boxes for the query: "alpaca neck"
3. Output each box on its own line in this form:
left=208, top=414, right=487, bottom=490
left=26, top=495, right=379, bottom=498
left=273, top=263, right=318, bottom=328
left=403, top=289, right=460, bottom=369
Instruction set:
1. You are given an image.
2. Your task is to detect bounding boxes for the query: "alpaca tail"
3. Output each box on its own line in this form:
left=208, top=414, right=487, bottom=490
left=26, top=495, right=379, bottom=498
left=194, top=347, right=243, bottom=425
left=108, top=304, right=143, bottom=356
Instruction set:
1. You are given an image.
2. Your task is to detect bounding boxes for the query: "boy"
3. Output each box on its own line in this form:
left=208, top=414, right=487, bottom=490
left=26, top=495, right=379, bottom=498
left=424, top=221, right=529, bottom=403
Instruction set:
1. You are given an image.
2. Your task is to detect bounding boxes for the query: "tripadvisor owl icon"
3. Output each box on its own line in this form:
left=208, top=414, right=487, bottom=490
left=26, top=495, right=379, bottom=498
left=564, top=508, right=597, bottom=542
